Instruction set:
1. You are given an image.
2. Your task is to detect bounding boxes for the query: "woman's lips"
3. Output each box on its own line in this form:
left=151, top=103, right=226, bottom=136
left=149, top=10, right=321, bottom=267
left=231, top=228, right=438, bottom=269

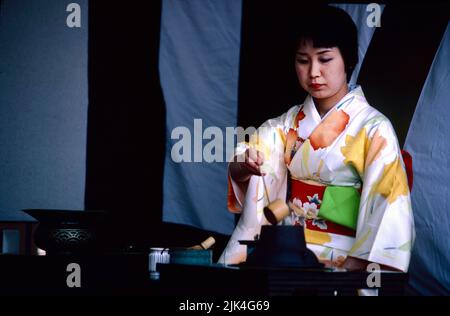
left=309, top=83, right=324, bottom=90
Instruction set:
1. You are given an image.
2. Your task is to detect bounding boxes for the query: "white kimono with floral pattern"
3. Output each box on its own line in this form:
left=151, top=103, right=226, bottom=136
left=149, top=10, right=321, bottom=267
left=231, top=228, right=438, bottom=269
left=219, top=85, right=415, bottom=272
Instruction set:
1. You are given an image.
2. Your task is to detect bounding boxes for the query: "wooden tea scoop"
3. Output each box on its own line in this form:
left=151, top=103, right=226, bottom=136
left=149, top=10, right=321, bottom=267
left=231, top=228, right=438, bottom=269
left=188, top=236, right=216, bottom=250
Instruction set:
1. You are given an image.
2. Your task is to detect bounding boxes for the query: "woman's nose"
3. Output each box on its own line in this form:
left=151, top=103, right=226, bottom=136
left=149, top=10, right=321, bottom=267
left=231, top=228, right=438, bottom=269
left=309, top=61, right=321, bottom=78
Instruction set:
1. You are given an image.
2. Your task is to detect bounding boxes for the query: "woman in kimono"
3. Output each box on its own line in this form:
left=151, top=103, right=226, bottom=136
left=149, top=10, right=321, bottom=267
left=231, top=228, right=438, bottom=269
left=219, top=6, right=415, bottom=272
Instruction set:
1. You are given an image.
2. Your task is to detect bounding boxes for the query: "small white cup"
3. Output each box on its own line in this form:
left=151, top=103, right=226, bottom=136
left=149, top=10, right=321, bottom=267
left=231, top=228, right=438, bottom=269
left=149, top=247, right=170, bottom=280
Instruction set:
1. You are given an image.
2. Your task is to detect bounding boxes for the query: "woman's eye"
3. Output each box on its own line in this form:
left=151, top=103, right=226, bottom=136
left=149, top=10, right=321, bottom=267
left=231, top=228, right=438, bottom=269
left=320, top=58, right=333, bottom=63
left=296, top=59, right=308, bottom=64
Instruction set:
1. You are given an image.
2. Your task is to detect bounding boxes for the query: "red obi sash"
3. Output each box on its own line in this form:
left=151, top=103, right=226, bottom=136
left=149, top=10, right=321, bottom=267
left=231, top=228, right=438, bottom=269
left=289, top=178, right=356, bottom=237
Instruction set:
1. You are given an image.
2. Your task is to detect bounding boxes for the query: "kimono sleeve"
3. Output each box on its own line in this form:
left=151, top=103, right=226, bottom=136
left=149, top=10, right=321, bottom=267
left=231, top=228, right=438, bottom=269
left=220, top=107, right=297, bottom=264
left=226, top=106, right=298, bottom=213
left=346, top=119, right=415, bottom=272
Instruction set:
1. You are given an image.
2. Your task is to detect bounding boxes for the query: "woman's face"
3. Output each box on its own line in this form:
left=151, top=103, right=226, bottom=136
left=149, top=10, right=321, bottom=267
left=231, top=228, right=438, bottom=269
left=295, top=40, right=348, bottom=102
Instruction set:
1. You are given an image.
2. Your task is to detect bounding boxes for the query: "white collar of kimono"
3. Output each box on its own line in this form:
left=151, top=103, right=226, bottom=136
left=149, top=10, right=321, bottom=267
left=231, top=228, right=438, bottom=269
left=303, top=84, right=364, bottom=123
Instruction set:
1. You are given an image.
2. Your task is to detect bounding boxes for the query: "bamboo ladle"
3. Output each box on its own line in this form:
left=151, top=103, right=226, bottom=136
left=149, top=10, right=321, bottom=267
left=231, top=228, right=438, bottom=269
left=262, top=176, right=290, bottom=225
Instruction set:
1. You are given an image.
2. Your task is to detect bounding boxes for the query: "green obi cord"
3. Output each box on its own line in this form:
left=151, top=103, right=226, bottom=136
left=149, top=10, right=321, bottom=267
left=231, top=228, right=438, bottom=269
left=318, top=186, right=360, bottom=230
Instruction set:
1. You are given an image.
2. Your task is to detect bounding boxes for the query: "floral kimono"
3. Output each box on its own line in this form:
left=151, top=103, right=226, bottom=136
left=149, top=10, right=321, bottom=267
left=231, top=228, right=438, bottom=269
left=218, top=85, right=415, bottom=272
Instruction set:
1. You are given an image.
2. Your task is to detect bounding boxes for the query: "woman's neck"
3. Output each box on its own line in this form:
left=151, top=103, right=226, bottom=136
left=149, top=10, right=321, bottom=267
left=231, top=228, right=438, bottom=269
left=313, top=84, right=349, bottom=118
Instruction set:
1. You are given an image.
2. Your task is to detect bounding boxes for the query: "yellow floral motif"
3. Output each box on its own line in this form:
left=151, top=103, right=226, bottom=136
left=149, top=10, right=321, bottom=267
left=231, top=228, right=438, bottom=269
left=277, top=128, right=286, bottom=146
left=379, top=250, right=395, bottom=260
left=398, top=240, right=412, bottom=251
left=319, top=247, right=332, bottom=260
left=349, top=228, right=372, bottom=255
left=316, top=159, right=324, bottom=178
left=305, top=228, right=332, bottom=245
left=257, top=206, right=264, bottom=217
left=341, top=128, right=369, bottom=176
left=248, top=134, right=273, bottom=162
left=302, top=139, right=311, bottom=177
left=371, top=157, right=409, bottom=204
left=341, top=128, right=387, bottom=176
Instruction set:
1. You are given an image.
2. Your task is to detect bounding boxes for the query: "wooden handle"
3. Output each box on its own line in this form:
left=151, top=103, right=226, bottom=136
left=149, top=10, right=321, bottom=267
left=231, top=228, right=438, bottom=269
left=188, top=236, right=216, bottom=250
left=200, top=237, right=215, bottom=249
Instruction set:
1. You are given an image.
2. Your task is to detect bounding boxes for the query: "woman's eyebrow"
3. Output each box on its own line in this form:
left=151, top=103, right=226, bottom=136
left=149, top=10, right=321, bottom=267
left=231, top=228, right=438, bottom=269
left=317, top=49, right=333, bottom=54
left=296, top=49, right=333, bottom=56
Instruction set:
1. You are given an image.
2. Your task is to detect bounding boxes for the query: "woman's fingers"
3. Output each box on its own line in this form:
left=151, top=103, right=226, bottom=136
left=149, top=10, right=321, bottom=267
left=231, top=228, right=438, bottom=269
left=247, top=148, right=265, bottom=166
left=244, top=148, right=265, bottom=176
left=242, top=160, right=263, bottom=176
left=256, top=151, right=265, bottom=166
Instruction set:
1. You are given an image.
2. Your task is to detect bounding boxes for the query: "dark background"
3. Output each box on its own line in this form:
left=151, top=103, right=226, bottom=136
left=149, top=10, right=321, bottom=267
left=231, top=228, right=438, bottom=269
left=85, top=1, right=450, bottom=258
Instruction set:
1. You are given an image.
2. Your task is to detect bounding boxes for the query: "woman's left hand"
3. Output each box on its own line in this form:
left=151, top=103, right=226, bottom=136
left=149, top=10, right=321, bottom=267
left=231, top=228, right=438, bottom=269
left=343, top=256, right=402, bottom=272
left=343, top=256, right=369, bottom=271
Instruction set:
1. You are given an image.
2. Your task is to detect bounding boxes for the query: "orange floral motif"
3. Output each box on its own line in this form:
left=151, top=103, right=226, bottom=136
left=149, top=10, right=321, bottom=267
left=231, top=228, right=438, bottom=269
left=284, top=128, right=298, bottom=165
left=227, top=175, right=241, bottom=213
left=309, top=110, right=350, bottom=150
left=365, top=129, right=387, bottom=168
left=283, top=110, right=306, bottom=165
left=295, top=110, right=306, bottom=128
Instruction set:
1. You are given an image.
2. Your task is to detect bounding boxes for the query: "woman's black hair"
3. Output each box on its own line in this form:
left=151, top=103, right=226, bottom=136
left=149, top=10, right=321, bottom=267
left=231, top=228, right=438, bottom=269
left=294, top=5, right=359, bottom=81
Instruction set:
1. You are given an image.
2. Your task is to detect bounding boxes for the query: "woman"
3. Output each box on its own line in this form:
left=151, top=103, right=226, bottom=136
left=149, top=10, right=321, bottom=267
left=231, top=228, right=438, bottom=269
left=219, top=6, right=415, bottom=272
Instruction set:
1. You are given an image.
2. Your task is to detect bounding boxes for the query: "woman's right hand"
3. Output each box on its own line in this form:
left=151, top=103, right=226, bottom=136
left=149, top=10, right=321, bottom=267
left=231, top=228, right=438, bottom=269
left=229, top=148, right=265, bottom=182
